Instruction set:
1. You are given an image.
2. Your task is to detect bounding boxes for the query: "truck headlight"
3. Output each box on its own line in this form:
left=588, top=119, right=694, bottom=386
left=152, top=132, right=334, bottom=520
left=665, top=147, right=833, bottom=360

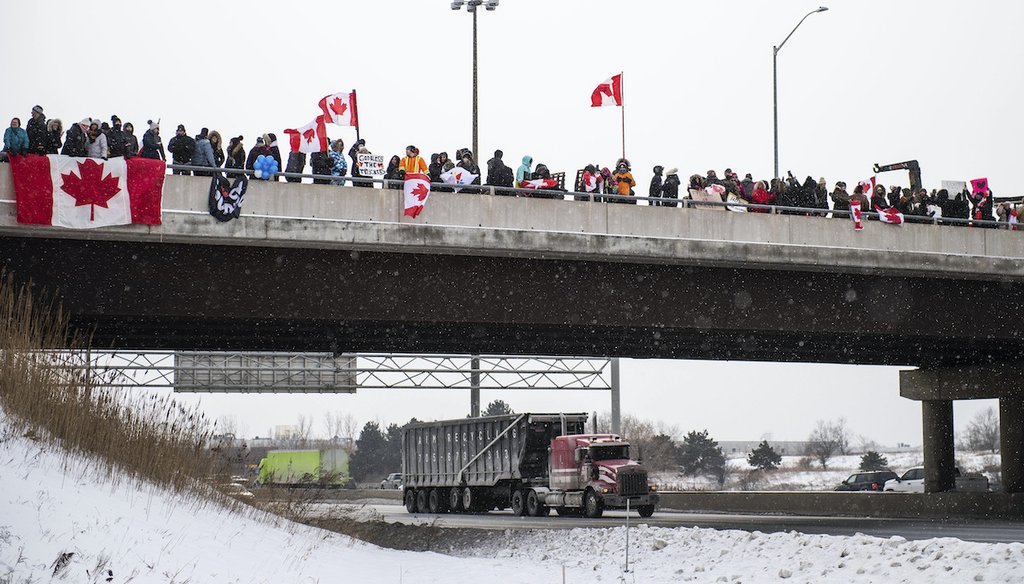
left=649, top=485, right=657, bottom=492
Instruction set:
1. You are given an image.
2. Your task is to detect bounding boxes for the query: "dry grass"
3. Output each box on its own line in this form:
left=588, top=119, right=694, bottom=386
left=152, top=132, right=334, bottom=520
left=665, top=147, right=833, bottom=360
left=0, top=274, right=215, bottom=494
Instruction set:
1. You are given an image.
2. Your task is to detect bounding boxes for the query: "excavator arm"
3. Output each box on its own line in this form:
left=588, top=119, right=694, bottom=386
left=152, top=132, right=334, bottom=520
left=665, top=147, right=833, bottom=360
left=872, top=160, right=922, bottom=193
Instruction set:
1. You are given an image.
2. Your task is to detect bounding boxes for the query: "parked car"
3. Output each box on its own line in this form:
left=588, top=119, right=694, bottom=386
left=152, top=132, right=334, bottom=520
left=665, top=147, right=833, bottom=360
left=380, top=472, right=403, bottom=490
left=834, top=470, right=898, bottom=491
left=883, top=466, right=989, bottom=492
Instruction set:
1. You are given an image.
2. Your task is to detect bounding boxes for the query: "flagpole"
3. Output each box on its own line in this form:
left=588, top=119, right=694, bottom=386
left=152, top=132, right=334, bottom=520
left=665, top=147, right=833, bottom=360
left=620, top=71, right=625, bottom=161
left=352, top=89, right=361, bottom=142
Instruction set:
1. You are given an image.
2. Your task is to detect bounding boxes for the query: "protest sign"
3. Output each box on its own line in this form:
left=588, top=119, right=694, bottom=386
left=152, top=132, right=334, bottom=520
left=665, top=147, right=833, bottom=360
left=357, top=153, right=386, bottom=176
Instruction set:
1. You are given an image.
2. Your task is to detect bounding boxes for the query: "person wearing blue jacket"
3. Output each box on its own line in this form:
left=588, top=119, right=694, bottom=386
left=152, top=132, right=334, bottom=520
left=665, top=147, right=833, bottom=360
left=516, top=154, right=532, bottom=187
left=190, top=128, right=216, bottom=176
left=3, top=118, right=30, bottom=159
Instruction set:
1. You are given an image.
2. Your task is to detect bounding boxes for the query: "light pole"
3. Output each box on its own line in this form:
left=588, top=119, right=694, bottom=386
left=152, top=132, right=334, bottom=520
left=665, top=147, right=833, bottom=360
left=451, top=0, right=499, bottom=159
left=773, top=6, right=828, bottom=179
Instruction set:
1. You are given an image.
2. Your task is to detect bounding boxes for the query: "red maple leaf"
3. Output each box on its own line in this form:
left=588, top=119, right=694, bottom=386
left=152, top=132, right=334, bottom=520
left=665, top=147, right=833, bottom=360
left=60, top=159, right=121, bottom=221
left=302, top=128, right=316, bottom=143
left=330, top=98, right=348, bottom=119
left=412, top=183, right=429, bottom=201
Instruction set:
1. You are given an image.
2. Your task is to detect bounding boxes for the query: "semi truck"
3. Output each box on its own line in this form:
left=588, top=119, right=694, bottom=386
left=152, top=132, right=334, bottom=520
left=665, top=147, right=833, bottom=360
left=257, top=448, right=350, bottom=488
left=401, top=413, right=658, bottom=518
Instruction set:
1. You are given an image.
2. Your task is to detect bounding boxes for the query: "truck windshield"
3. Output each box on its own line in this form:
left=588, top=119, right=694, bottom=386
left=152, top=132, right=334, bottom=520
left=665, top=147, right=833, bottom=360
left=590, top=445, right=629, bottom=461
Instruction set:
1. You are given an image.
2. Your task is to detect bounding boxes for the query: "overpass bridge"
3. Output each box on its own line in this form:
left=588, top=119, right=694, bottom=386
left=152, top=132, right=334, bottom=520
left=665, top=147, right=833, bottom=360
left=1, top=165, right=1022, bottom=494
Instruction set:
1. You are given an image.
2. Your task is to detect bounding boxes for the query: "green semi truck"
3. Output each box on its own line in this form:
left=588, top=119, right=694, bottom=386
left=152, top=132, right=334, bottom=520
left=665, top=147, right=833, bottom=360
left=257, top=448, right=351, bottom=488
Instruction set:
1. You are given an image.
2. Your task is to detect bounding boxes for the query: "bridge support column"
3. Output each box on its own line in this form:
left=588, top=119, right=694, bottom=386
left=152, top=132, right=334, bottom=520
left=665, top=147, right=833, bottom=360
left=611, top=358, right=621, bottom=435
left=470, top=355, right=480, bottom=417
left=921, top=399, right=956, bottom=493
left=1000, top=396, right=1024, bottom=493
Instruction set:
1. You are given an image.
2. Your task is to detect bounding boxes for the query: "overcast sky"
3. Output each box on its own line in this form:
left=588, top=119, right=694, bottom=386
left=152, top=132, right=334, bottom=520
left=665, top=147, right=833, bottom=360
left=3, top=1, right=1016, bottom=448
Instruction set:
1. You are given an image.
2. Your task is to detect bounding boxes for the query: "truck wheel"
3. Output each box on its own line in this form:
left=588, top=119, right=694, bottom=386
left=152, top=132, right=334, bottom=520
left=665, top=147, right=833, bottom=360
left=584, top=489, right=604, bottom=518
left=449, top=488, right=464, bottom=513
left=428, top=489, right=443, bottom=513
left=511, top=490, right=526, bottom=516
left=405, top=489, right=418, bottom=513
left=462, top=487, right=475, bottom=513
left=417, top=489, right=430, bottom=513
left=637, top=505, right=655, bottom=518
left=526, top=490, right=549, bottom=517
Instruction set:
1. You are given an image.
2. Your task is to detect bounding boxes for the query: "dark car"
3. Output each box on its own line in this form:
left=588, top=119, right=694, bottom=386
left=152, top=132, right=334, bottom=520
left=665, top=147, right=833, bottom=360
left=834, top=470, right=898, bottom=491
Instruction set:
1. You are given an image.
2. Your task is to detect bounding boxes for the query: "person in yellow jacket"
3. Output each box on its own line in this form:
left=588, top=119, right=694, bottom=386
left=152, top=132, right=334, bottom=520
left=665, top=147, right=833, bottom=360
left=611, top=161, right=636, bottom=203
left=398, top=145, right=428, bottom=176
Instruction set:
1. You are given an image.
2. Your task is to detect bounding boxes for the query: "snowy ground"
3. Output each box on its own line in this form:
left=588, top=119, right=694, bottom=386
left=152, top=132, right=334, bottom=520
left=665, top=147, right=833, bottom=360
left=2, top=420, right=1021, bottom=583
left=653, top=452, right=1000, bottom=492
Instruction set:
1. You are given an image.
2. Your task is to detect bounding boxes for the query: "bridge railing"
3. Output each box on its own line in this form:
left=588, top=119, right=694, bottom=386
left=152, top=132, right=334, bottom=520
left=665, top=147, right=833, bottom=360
left=168, top=164, right=1017, bottom=230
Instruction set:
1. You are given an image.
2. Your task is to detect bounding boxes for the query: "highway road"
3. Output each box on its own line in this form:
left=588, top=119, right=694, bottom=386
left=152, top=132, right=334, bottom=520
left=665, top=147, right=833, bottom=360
left=299, top=502, right=1024, bottom=544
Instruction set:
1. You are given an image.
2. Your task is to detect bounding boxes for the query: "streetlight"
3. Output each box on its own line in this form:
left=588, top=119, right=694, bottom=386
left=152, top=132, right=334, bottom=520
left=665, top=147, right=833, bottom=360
left=773, top=6, right=828, bottom=179
left=451, top=0, right=499, bottom=160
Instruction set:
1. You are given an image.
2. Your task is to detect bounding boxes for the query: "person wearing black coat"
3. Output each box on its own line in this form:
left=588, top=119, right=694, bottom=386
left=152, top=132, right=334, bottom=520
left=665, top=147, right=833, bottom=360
left=310, top=149, right=332, bottom=184
left=45, top=119, right=63, bottom=154
left=285, top=151, right=306, bottom=183
left=167, top=124, right=195, bottom=175
left=107, top=115, right=126, bottom=158
left=661, top=168, right=680, bottom=208
left=60, top=120, right=89, bottom=157
left=225, top=136, right=245, bottom=170
left=245, top=136, right=268, bottom=172
left=428, top=153, right=442, bottom=184
left=384, top=155, right=403, bottom=189
left=122, top=123, right=139, bottom=158
left=26, top=106, right=48, bottom=155
left=648, top=165, right=663, bottom=206
left=266, top=133, right=283, bottom=182
left=971, top=189, right=995, bottom=224
left=485, top=150, right=513, bottom=188
left=139, top=121, right=165, bottom=160
left=348, top=138, right=370, bottom=187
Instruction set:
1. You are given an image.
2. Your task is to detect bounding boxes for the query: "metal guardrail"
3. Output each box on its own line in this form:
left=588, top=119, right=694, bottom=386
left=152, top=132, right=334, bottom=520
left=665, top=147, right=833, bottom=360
left=167, top=163, right=1019, bottom=230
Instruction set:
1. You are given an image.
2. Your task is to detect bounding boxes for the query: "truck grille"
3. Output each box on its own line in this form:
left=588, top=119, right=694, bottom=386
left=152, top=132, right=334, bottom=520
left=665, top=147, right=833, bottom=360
left=617, top=471, right=648, bottom=496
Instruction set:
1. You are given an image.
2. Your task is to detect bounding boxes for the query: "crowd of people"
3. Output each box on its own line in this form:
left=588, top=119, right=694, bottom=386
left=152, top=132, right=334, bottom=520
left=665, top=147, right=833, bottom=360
left=2, top=105, right=1020, bottom=228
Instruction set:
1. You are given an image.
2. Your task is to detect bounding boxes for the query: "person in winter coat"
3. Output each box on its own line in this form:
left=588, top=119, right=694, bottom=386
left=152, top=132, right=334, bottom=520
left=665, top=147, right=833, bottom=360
left=61, top=119, right=90, bottom=157
left=329, top=139, right=349, bottom=185
left=266, top=133, right=282, bottom=182
left=648, top=165, right=664, bottom=206
left=310, top=145, right=332, bottom=185
left=831, top=181, right=851, bottom=215
left=107, top=115, right=126, bottom=158
left=86, top=122, right=107, bottom=159
left=26, top=106, right=48, bottom=155
left=398, top=145, right=428, bottom=176
left=209, top=131, right=225, bottom=168
left=167, top=124, right=195, bottom=174
left=284, top=151, right=306, bottom=183
left=813, top=177, right=829, bottom=215
left=611, top=162, right=635, bottom=203
left=751, top=180, right=774, bottom=213
left=516, top=155, right=533, bottom=187
left=348, top=138, right=370, bottom=187
left=849, top=184, right=870, bottom=215
left=457, top=151, right=481, bottom=182
left=439, top=151, right=455, bottom=172
left=190, top=128, right=216, bottom=175
left=740, top=173, right=755, bottom=202
left=45, top=119, right=63, bottom=154
left=139, top=120, right=165, bottom=161
left=3, top=118, right=30, bottom=157
left=428, top=153, right=442, bottom=184
left=970, top=188, right=995, bottom=224
left=122, top=122, right=139, bottom=158
left=245, top=136, right=268, bottom=173
left=225, top=135, right=245, bottom=169
left=661, top=168, right=681, bottom=208
left=485, top=150, right=513, bottom=188
left=384, top=155, right=403, bottom=189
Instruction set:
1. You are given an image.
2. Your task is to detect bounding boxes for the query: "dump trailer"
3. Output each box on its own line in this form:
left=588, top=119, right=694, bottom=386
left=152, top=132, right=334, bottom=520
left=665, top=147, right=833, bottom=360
left=401, top=413, right=658, bottom=518
left=257, top=448, right=350, bottom=488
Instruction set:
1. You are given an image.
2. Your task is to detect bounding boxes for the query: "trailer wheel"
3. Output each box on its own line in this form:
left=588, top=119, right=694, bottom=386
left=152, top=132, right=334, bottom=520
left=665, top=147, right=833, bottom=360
left=405, top=489, right=418, bottom=513
left=417, top=489, right=430, bottom=513
left=461, top=487, right=475, bottom=513
left=583, top=489, right=604, bottom=518
left=526, top=490, right=549, bottom=517
left=637, top=505, right=655, bottom=518
left=449, top=488, right=464, bottom=513
left=511, top=489, right=526, bottom=516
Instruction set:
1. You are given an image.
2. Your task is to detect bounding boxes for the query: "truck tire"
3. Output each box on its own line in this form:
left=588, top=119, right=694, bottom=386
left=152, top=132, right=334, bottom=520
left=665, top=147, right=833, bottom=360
left=405, top=489, right=418, bottom=513
left=428, top=488, right=444, bottom=513
left=637, top=505, right=655, bottom=518
left=583, top=489, right=604, bottom=518
left=417, top=489, right=430, bottom=513
left=526, top=490, right=549, bottom=517
left=449, top=488, right=464, bottom=513
left=462, top=487, right=476, bottom=513
left=511, top=489, right=526, bottom=516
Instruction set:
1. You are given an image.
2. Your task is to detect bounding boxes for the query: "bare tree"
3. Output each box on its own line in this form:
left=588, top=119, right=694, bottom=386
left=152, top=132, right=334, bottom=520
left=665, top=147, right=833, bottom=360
left=323, top=411, right=359, bottom=452
left=806, top=418, right=851, bottom=469
left=593, top=413, right=681, bottom=472
left=296, top=413, right=314, bottom=446
left=215, top=414, right=239, bottom=437
left=962, top=407, right=1000, bottom=453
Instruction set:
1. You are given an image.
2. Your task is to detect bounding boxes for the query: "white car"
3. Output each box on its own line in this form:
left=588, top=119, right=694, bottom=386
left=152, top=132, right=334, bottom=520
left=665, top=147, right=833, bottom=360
left=379, top=473, right=403, bottom=490
left=884, top=466, right=989, bottom=492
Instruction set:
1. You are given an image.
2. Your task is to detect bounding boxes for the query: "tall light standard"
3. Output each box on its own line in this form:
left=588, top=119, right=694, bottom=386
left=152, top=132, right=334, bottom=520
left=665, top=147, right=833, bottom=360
left=773, top=6, right=828, bottom=179
left=451, top=0, right=499, bottom=159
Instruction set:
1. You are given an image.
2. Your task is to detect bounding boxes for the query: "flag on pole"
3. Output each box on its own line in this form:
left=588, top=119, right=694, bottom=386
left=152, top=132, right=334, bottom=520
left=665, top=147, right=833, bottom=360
left=590, top=74, right=623, bottom=107
left=318, top=91, right=359, bottom=126
left=403, top=173, right=432, bottom=218
left=10, top=154, right=164, bottom=228
left=850, top=199, right=863, bottom=230
left=440, top=166, right=478, bottom=192
left=875, top=205, right=904, bottom=225
left=283, top=115, right=329, bottom=154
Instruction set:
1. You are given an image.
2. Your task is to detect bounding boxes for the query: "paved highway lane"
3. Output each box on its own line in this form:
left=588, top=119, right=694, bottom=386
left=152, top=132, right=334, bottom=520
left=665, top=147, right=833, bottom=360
left=299, top=503, right=1024, bottom=544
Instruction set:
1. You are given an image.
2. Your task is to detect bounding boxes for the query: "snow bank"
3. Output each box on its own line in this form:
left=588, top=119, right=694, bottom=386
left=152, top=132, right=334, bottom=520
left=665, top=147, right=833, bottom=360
left=2, top=418, right=1022, bottom=583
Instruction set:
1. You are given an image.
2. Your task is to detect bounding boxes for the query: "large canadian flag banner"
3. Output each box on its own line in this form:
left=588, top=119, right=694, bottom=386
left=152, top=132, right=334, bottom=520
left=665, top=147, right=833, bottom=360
left=10, top=155, right=164, bottom=228
left=403, top=173, right=432, bottom=218
left=318, top=91, right=358, bottom=127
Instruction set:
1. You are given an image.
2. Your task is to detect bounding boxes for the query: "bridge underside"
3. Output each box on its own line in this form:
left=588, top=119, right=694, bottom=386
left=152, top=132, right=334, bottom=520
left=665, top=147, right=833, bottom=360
left=4, top=236, right=1020, bottom=366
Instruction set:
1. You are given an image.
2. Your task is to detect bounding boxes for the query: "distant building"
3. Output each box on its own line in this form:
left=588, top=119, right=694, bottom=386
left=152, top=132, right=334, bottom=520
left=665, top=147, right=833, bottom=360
left=273, top=425, right=299, bottom=440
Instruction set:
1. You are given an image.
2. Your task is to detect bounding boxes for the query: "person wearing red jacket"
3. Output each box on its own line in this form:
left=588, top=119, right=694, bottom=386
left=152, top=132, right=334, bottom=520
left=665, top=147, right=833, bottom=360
left=751, top=180, right=774, bottom=213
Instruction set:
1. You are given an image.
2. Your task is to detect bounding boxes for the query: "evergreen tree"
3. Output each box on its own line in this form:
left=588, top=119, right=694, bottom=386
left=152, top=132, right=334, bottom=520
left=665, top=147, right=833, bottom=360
left=859, top=450, right=889, bottom=471
left=747, top=440, right=782, bottom=471
left=349, top=421, right=387, bottom=481
left=482, top=399, right=514, bottom=417
left=678, top=429, right=727, bottom=485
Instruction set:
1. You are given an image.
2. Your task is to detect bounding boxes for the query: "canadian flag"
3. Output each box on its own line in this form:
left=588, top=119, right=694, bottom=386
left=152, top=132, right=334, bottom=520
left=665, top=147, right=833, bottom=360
left=591, top=74, right=623, bottom=107
left=851, top=199, right=863, bottom=231
left=284, top=115, right=329, bottom=154
left=403, top=173, right=432, bottom=218
left=10, top=154, right=163, bottom=228
left=859, top=176, right=876, bottom=196
left=875, top=205, right=904, bottom=226
left=440, top=166, right=478, bottom=192
left=318, top=91, right=358, bottom=126
left=520, top=178, right=558, bottom=190
left=581, top=171, right=600, bottom=192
